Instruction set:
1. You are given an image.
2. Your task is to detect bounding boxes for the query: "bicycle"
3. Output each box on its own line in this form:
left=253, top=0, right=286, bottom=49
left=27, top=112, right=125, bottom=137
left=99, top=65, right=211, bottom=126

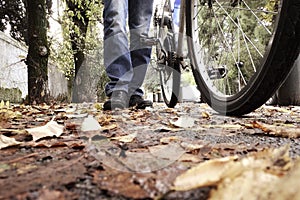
left=149, top=0, right=300, bottom=116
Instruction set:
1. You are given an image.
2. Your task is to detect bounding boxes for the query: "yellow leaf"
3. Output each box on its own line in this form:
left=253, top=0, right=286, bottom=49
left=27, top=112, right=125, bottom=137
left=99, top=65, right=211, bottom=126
left=0, top=100, right=4, bottom=108
left=201, top=111, right=210, bottom=119
left=0, top=135, right=22, bottom=149
left=5, top=101, right=9, bottom=108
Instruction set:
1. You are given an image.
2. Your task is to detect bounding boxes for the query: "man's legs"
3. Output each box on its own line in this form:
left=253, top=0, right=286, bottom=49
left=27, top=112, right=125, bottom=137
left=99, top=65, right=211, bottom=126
left=128, top=0, right=154, bottom=97
left=103, top=0, right=154, bottom=110
left=103, top=0, right=132, bottom=97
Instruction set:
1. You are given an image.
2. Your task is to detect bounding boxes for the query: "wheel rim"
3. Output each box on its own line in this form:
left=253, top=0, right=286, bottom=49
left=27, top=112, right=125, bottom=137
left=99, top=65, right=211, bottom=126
left=190, top=0, right=281, bottom=98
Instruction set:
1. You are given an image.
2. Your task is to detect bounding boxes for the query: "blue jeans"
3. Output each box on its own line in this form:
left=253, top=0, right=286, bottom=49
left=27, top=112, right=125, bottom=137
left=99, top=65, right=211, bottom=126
left=103, top=0, right=154, bottom=97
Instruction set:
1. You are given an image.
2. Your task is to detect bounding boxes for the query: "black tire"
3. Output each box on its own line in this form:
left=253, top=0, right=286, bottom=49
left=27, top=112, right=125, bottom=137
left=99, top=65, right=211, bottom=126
left=156, top=0, right=181, bottom=108
left=186, top=0, right=300, bottom=116
left=159, top=61, right=181, bottom=108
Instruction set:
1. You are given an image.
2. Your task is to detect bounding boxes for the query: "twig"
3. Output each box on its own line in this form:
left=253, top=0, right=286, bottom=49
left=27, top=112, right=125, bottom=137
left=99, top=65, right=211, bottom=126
left=5, top=153, right=39, bottom=164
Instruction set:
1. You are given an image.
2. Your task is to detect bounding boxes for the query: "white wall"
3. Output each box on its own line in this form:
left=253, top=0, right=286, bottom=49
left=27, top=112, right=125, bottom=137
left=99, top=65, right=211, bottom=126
left=0, top=32, right=27, bottom=98
left=0, top=31, right=68, bottom=99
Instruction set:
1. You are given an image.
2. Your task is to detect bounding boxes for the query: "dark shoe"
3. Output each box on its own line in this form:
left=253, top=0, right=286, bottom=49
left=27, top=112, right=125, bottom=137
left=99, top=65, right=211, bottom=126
left=129, top=95, right=153, bottom=109
left=103, top=91, right=128, bottom=111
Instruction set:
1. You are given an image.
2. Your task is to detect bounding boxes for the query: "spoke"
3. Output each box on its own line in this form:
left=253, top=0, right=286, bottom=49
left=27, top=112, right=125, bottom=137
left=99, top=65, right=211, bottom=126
left=238, top=19, right=257, bottom=72
left=219, top=5, right=277, bottom=15
left=211, top=6, right=247, bottom=85
left=241, top=0, right=272, bottom=35
left=215, top=0, right=264, bottom=58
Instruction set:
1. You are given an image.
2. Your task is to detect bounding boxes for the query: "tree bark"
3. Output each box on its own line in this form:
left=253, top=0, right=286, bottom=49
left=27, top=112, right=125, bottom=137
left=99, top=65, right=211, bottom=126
left=26, top=0, right=49, bottom=104
left=65, top=0, right=90, bottom=102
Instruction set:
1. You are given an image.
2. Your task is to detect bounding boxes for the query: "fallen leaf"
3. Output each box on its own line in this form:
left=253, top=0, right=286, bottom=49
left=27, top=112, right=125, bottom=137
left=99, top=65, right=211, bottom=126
left=89, top=141, right=184, bottom=173
left=173, top=156, right=240, bottom=191
left=180, top=142, right=204, bottom=152
left=111, top=133, right=137, bottom=143
left=81, top=115, right=101, bottom=132
left=0, top=163, right=10, bottom=173
left=264, top=159, right=300, bottom=200
left=98, top=115, right=113, bottom=126
left=178, top=153, right=202, bottom=163
left=173, top=145, right=293, bottom=199
left=26, top=120, right=64, bottom=141
left=202, top=111, right=210, bottom=119
left=170, top=116, right=195, bottom=128
left=102, top=123, right=118, bottom=131
left=209, top=169, right=279, bottom=200
left=160, top=136, right=181, bottom=144
left=252, top=121, right=300, bottom=138
left=202, top=124, right=243, bottom=129
left=0, top=135, right=21, bottom=149
left=37, top=188, right=63, bottom=200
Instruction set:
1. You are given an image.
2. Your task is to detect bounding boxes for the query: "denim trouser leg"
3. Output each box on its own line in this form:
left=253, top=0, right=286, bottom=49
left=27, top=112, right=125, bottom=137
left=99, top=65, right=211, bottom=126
left=103, top=0, right=154, bottom=97
left=103, top=0, right=132, bottom=96
left=128, top=0, right=154, bottom=96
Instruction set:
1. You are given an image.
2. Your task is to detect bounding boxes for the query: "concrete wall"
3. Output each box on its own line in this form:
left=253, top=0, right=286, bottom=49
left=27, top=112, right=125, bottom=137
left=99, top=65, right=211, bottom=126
left=0, top=31, right=27, bottom=98
left=0, top=31, right=68, bottom=100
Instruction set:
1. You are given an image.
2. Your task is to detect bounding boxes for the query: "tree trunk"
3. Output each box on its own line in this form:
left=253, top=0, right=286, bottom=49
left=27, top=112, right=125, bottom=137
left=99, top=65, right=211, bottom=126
left=26, top=0, right=49, bottom=104
left=65, top=0, right=90, bottom=103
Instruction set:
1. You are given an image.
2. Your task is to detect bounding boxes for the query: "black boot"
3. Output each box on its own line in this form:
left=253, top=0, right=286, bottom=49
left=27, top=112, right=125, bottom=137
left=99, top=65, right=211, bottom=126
left=129, top=95, right=153, bottom=109
left=103, top=91, right=128, bottom=110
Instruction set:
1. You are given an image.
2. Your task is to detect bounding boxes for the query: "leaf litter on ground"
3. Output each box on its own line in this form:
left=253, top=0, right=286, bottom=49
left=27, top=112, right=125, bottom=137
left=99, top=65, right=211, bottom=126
left=172, top=145, right=300, bottom=200
left=1, top=102, right=300, bottom=199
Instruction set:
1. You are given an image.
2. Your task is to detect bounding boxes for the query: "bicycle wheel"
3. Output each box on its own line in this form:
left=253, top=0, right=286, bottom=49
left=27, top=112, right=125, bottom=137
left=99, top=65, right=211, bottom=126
left=155, top=0, right=181, bottom=108
left=186, top=0, right=300, bottom=115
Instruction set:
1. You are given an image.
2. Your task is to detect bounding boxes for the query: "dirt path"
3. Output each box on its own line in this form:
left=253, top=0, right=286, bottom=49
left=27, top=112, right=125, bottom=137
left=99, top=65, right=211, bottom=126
left=1, top=102, right=300, bottom=199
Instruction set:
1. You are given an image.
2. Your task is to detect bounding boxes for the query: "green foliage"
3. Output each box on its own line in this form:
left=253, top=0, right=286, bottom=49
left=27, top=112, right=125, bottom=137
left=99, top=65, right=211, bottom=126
left=182, top=71, right=196, bottom=87
left=0, top=0, right=27, bottom=42
left=0, top=87, right=22, bottom=103
left=196, top=0, right=280, bottom=95
left=50, top=0, right=107, bottom=101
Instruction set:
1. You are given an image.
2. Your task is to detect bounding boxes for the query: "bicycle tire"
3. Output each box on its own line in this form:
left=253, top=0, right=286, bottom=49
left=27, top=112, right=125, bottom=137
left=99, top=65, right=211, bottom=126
left=156, top=0, right=181, bottom=108
left=186, top=0, right=300, bottom=116
left=159, top=61, right=181, bottom=108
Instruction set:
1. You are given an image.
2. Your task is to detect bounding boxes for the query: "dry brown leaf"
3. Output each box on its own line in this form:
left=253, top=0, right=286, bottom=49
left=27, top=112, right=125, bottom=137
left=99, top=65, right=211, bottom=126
left=173, top=145, right=292, bottom=192
left=26, top=120, right=64, bottom=141
left=98, top=115, right=114, bottom=126
left=210, top=169, right=279, bottom=200
left=209, top=146, right=295, bottom=200
left=202, top=124, right=243, bottom=129
left=252, top=121, right=300, bottom=138
left=265, top=159, right=300, bottom=200
left=178, top=153, right=202, bottom=163
left=173, top=156, right=240, bottom=191
left=102, top=123, right=118, bottom=131
left=37, top=188, right=63, bottom=200
left=160, top=136, right=181, bottom=144
left=111, top=133, right=137, bottom=143
left=180, top=142, right=204, bottom=152
left=0, top=134, right=21, bottom=149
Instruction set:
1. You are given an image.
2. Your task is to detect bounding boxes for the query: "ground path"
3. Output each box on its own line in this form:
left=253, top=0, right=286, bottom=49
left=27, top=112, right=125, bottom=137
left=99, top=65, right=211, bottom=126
left=1, top=102, right=300, bottom=199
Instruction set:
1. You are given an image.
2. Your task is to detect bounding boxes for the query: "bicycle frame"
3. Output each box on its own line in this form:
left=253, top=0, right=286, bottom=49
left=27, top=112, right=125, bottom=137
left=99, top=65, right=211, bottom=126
left=175, top=0, right=186, bottom=60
